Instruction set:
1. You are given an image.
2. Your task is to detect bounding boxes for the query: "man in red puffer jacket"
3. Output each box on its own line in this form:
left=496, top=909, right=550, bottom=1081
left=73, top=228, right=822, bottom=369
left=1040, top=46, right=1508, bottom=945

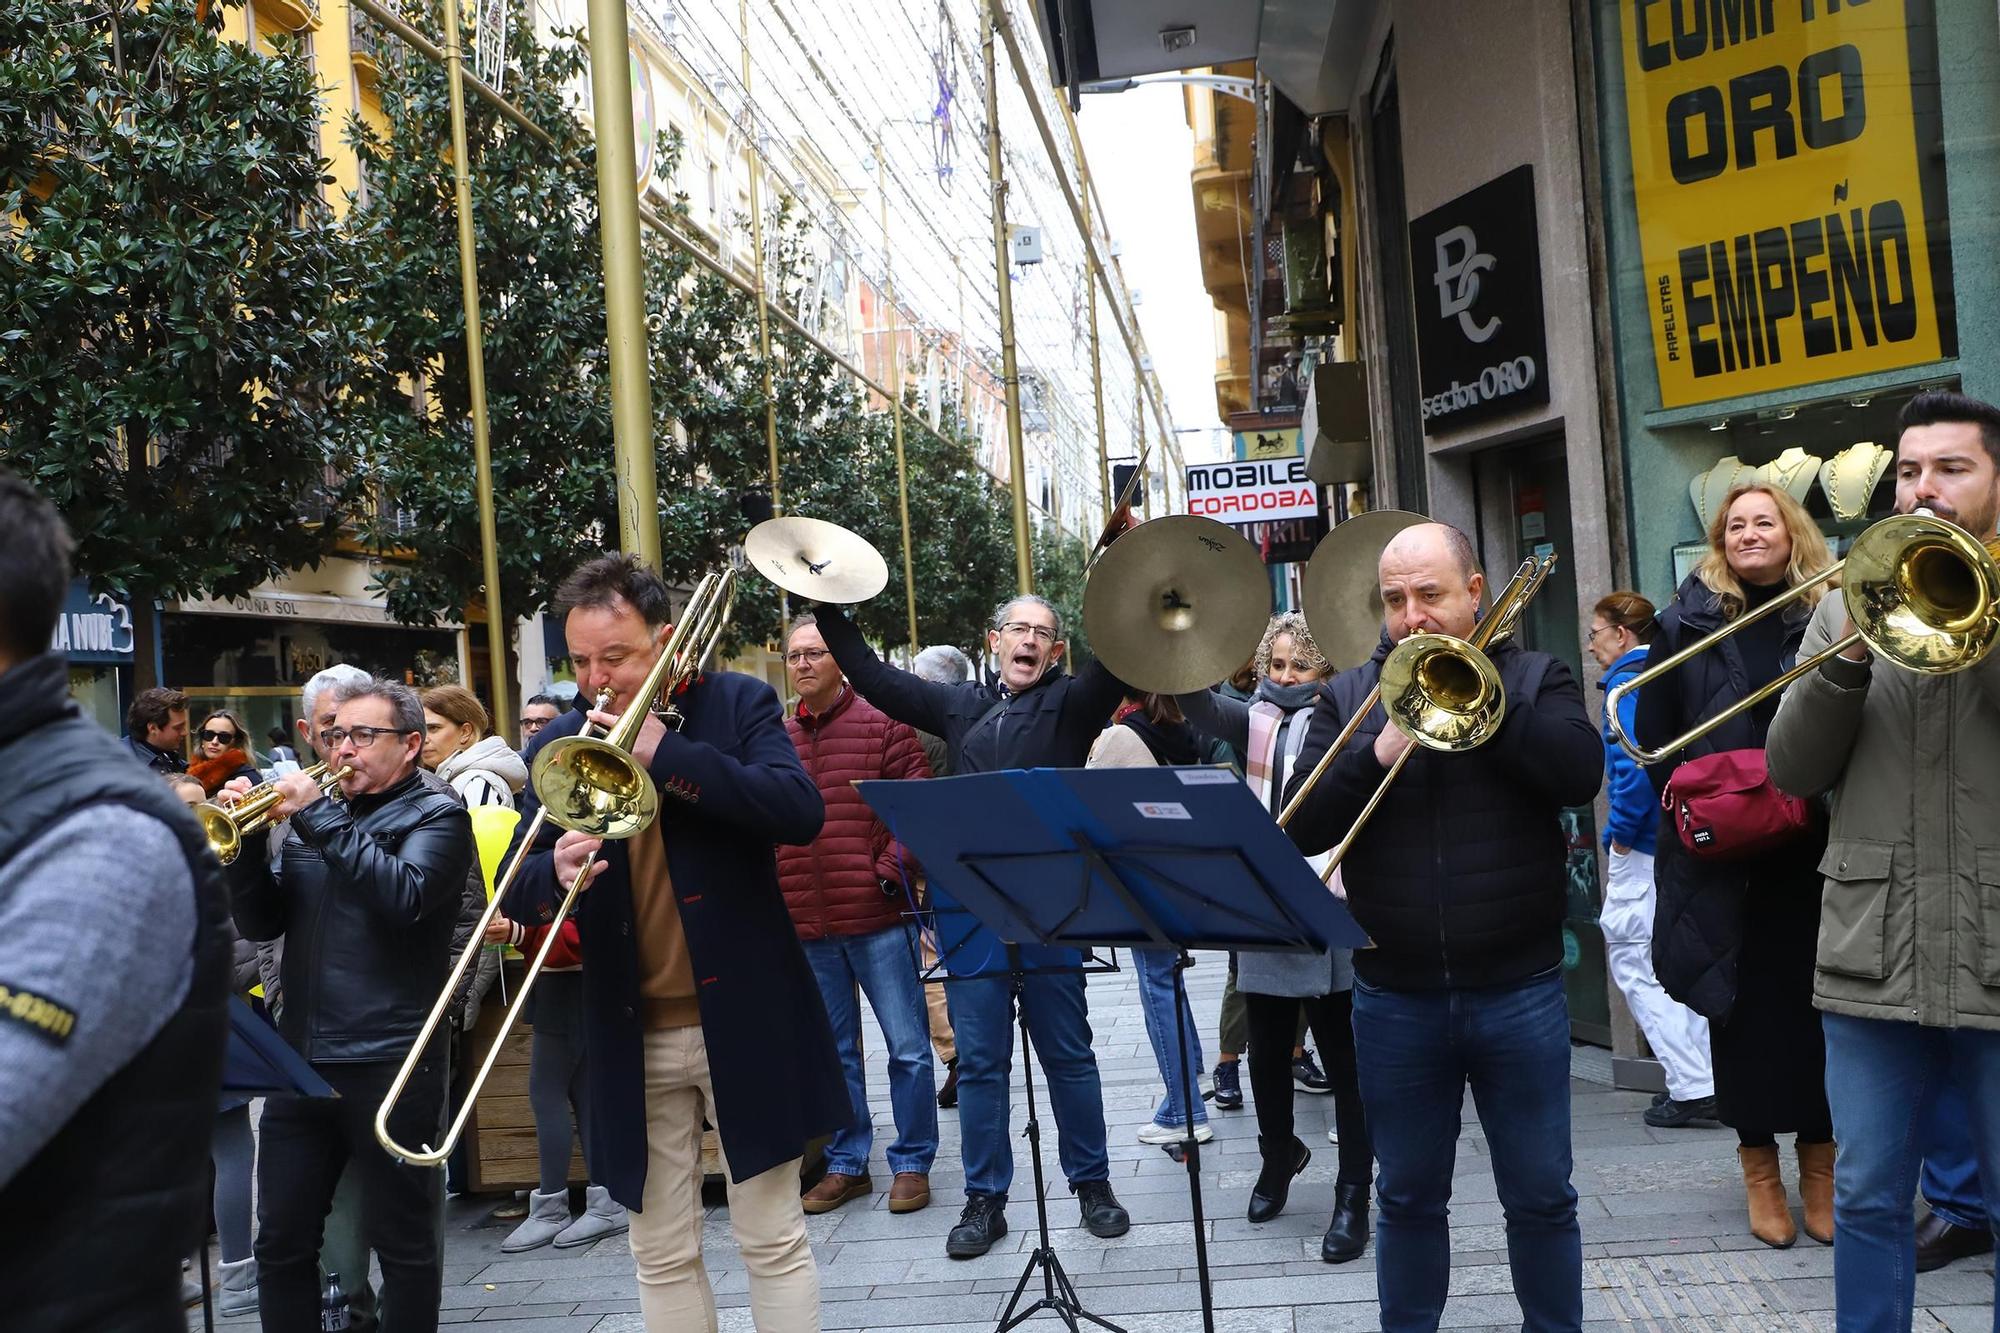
left=779, top=614, right=937, bottom=1218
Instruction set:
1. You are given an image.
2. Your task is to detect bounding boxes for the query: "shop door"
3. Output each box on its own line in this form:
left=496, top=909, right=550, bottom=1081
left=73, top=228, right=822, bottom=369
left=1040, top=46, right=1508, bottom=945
left=1476, top=439, right=1612, bottom=1046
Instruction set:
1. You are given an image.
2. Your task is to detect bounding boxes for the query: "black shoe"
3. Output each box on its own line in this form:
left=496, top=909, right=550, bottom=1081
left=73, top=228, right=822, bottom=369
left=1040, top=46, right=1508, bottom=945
left=1211, top=1060, right=1243, bottom=1110
left=946, top=1192, right=1008, bottom=1259
left=1644, top=1094, right=1719, bottom=1128
left=1247, top=1135, right=1310, bottom=1224
left=1322, top=1182, right=1370, bottom=1263
left=1916, top=1209, right=1994, bottom=1272
left=1074, top=1180, right=1130, bottom=1238
left=1293, top=1049, right=1332, bottom=1093
left=936, top=1057, right=960, bottom=1110
left=1650, top=1089, right=1671, bottom=1108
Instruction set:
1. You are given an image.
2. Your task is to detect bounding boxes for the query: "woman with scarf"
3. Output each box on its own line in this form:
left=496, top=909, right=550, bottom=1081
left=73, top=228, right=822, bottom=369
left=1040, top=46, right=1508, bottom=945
left=1177, top=612, right=1372, bottom=1264
left=187, top=708, right=263, bottom=796
left=1088, top=691, right=1213, bottom=1148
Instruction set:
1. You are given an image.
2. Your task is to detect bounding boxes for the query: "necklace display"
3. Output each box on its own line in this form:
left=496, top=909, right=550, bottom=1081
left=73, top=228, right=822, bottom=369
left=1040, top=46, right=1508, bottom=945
left=1819, top=443, right=1891, bottom=521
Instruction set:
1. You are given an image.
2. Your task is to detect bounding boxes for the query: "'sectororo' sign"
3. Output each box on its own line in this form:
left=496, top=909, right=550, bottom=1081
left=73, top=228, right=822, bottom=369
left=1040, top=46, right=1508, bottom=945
left=1619, top=0, right=1956, bottom=409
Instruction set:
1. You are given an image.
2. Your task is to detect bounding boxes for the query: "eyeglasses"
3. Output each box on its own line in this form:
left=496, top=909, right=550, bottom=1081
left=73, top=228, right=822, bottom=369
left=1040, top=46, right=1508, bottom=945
left=999, top=622, right=1058, bottom=643
left=519, top=717, right=548, bottom=731
left=319, top=726, right=416, bottom=751
left=1583, top=625, right=1615, bottom=650
left=198, top=729, right=239, bottom=745
left=784, top=648, right=831, bottom=667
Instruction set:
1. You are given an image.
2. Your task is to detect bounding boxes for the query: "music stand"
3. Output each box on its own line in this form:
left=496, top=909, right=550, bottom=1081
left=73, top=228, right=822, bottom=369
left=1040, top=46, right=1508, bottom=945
left=861, top=767, right=1367, bottom=1333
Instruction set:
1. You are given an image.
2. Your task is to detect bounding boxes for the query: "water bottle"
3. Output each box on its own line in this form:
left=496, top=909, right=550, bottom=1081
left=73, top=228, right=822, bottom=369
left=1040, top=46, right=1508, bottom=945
left=320, top=1271, right=350, bottom=1331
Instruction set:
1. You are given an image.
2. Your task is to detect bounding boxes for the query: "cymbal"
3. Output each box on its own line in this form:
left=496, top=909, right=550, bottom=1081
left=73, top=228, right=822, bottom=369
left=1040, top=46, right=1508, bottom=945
left=743, top=517, right=889, bottom=605
left=1302, top=509, right=1429, bottom=672
left=1083, top=515, right=1272, bottom=695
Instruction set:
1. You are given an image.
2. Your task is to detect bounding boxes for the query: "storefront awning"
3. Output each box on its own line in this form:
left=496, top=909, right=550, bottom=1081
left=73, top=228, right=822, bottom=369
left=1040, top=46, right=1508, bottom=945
left=168, top=589, right=462, bottom=631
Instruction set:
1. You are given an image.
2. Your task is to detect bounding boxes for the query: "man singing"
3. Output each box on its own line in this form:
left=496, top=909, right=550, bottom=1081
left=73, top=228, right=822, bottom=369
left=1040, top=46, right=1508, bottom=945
left=503, top=555, right=844, bottom=1332
left=815, top=594, right=1132, bottom=1259
left=1283, top=523, right=1602, bottom=1333
left=1767, top=389, right=2000, bottom=1333
left=780, top=615, right=938, bottom=1217
left=229, top=675, right=473, bottom=1330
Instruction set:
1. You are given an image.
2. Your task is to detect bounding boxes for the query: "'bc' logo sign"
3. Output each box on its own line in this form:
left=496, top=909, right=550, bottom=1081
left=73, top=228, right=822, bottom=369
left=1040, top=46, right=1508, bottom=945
left=1433, top=225, right=1500, bottom=344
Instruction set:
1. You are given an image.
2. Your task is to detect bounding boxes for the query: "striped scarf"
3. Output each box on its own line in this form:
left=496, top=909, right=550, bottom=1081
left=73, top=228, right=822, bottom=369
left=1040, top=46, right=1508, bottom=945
left=1246, top=698, right=1344, bottom=899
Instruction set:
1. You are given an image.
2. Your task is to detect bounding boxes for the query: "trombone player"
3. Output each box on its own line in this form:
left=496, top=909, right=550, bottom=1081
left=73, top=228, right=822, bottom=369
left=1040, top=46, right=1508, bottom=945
left=1766, top=390, right=2000, bottom=1332
left=1282, top=522, right=1601, bottom=1333
left=226, top=675, right=473, bottom=1331
left=501, top=555, right=844, bottom=1333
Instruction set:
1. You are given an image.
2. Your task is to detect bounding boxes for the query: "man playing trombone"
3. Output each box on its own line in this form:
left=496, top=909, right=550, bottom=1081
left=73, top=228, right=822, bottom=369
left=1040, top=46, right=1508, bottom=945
left=1282, top=522, right=1601, bottom=1333
left=1767, top=389, right=2000, bottom=1332
left=227, top=675, right=473, bottom=1331
left=502, top=555, right=845, bottom=1333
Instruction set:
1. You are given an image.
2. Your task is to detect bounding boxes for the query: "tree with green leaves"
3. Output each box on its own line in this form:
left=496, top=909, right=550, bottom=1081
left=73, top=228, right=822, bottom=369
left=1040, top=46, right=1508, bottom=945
left=0, top=0, right=374, bottom=684
left=341, top=3, right=620, bottom=630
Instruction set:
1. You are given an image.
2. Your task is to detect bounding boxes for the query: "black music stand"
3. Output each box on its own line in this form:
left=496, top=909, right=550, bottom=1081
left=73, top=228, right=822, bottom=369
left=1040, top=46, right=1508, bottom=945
left=861, top=767, right=1367, bottom=1333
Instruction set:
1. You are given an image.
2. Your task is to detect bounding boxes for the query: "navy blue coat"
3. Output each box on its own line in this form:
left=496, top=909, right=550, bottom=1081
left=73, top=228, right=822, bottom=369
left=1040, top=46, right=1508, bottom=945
left=502, top=670, right=844, bottom=1202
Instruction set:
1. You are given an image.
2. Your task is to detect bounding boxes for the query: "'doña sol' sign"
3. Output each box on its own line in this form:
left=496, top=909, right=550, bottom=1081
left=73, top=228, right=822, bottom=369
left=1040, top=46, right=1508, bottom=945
left=1618, top=0, right=1957, bottom=409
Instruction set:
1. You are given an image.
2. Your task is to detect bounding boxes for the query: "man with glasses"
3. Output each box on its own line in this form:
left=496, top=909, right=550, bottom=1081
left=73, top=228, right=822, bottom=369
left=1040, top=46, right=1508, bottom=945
left=813, top=595, right=1132, bottom=1259
left=226, top=676, right=473, bottom=1332
left=778, top=614, right=938, bottom=1218
left=519, top=692, right=564, bottom=749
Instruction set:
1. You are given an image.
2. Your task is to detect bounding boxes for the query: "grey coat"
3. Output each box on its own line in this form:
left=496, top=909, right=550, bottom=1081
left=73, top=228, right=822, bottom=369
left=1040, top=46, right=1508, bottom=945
left=1766, top=590, right=2000, bottom=1030
left=1177, top=687, right=1352, bottom=998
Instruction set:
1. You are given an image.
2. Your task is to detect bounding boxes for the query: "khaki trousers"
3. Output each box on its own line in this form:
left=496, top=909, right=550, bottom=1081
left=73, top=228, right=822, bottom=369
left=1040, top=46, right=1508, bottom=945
left=633, top=1026, right=820, bottom=1332
left=919, top=928, right=956, bottom=1064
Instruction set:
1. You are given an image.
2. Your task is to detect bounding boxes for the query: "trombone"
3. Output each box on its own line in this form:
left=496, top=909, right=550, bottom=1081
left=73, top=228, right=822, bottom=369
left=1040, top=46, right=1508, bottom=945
left=194, top=762, right=353, bottom=866
left=1606, top=509, right=2000, bottom=765
left=1277, top=551, right=1560, bottom=879
left=374, top=567, right=737, bottom=1166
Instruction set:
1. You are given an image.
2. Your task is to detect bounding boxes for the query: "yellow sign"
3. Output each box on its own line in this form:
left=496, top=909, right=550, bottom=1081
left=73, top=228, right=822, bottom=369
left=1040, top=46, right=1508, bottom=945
left=1235, top=427, right=1301, bottom=461
left=1619, top=0, right=1954, bottom=409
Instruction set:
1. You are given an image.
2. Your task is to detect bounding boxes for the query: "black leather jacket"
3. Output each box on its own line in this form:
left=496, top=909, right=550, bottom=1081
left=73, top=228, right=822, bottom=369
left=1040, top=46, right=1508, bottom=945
left=229, top=770, right=473, bottom=1064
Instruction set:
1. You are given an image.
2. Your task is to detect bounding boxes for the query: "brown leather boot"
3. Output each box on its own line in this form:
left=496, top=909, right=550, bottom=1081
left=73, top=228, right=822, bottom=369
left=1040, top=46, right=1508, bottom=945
left=1739, top=1145, right=1797, bottom=1249
left=888, top=1172, right=931, bottom=1214
left=1797, top=1139, right=1835, bottom=1245
left=801, top=1172, right=871, bottom=1214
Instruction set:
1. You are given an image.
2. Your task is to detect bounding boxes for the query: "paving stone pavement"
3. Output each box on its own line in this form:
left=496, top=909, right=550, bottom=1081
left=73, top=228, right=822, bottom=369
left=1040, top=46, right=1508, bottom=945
left=192, top=952, right=1994, bottom=1331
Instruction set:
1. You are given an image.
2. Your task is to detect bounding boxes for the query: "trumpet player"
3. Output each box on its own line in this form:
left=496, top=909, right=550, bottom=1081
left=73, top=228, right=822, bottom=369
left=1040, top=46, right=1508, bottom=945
left=1282, top=522, right=1601, bottom=1333
left=226, top=676, right=473, bottom=1331
left=501, top=555, right=843, bottom=1333
left=1766, top=389, right=2000, bottom=1332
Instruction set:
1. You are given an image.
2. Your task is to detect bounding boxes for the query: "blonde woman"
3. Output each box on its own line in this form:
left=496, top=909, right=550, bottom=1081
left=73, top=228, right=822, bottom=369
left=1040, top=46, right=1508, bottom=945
left=1634, top=482, right=1836, bottom=1250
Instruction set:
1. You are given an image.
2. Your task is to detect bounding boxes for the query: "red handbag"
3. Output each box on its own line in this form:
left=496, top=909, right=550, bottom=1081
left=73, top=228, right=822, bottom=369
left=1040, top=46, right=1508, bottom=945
left=1662, top=748, right=1812, bottom=860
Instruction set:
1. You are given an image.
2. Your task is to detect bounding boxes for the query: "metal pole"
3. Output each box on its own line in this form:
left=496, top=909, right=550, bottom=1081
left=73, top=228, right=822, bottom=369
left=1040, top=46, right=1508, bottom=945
left=742, top=0, right=782, bottom=517
left=1082, top=163, right=1110, bottom=526
left=585, top=0, right=658, bottom=567
left=1137, top=359, right=1151, bottom=519
left=878, top=142, right=921, bottom=651
left=441, top=0, right=511, bottom=739
left=983, top=3, right=1034, bottom=596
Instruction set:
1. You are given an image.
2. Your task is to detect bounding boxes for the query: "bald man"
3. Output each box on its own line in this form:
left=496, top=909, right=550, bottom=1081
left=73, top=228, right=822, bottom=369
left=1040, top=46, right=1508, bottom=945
left=1283, top=523, right=1602, bottom=1333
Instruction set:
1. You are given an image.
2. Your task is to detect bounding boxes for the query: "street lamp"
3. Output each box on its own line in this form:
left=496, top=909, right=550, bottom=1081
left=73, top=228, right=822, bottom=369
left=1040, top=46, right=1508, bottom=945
left=1080, top=75, right=1257, bottom=104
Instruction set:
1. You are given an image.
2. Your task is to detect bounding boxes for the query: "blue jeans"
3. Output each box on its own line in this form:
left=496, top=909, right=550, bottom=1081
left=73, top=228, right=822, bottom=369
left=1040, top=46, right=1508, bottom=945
left=1920, top=1071, right=1985, bottom=1231
left=1133, top=948, right=1207, bottom=1130
left=1353, top=968, right=1581, bottom=1333
left=800, top=924, right=939, bottom=1176
left=950, top=964, right=1111, bottom=1197
left=1823, top=1013, right=2000, bottom=1333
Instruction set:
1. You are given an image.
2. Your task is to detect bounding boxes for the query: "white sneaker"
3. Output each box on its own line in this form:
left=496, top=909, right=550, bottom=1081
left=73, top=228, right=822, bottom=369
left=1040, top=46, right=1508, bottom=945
left=1327, top=1126, right=1340, bottom=1145
left=1138, top=1121, right=1214, bottom=1145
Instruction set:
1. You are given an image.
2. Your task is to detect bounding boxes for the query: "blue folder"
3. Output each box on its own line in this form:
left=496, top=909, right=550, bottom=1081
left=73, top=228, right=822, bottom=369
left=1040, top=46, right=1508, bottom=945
left=858, top=766, right=1368, bottom=977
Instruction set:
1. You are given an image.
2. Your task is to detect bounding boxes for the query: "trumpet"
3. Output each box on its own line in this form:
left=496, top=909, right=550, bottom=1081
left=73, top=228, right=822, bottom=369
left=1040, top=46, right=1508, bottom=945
left=1607, top=509, right=2000, bottom=765
left=194, top=762, right=353, bottom=865
left=373, top=567, right=737, bottom=1167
